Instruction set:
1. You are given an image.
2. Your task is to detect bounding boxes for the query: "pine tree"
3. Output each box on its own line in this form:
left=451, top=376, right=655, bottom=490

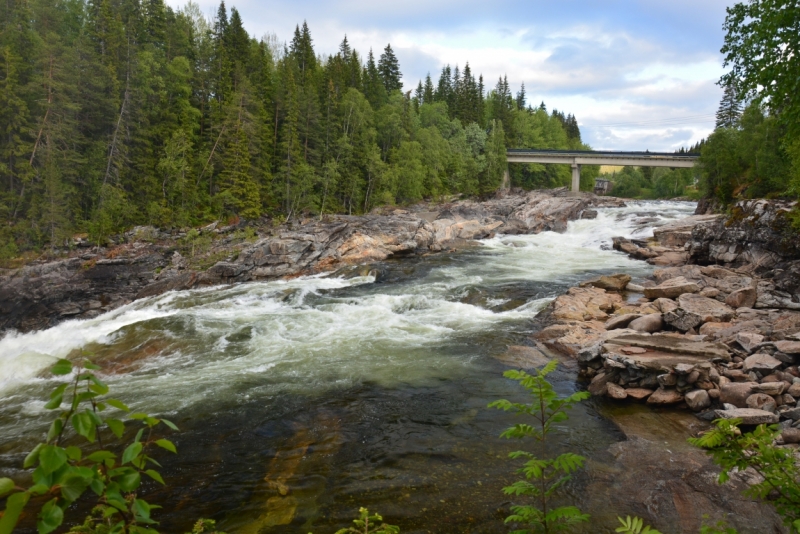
left=422, top=73, right=434, bottom=104
left=362, top=48, right=386, bottom=108
left=516, top=82, right=526, bottom=110
left=716, top=82, right=743, bottom=129
left=378, top=44, right=401, bottom=93
left=220, top=127, right=260, bottom=219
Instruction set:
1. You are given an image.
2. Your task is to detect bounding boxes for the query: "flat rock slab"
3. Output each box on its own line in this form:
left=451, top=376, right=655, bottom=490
left=715, top=408, right=779, bottom=425
left=643, top=276, right=700, bottom=299
left=607, top=350, right=721, bottom=372
left=776, top=340, right=800, bottom=355
left=604, top=333, right=731, bottom=361
left=494, top=345, right=550, bottom=368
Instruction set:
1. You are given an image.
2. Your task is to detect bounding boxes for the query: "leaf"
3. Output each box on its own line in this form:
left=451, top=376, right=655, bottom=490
left=106, top=418, right=125, bottom=438
left=89, top=375, right=109, bottom=395
left=106, top=399, right=130, bottom=412
left=37, top=498, right=64, bottom=534
left=87, top=450, right=117, bottom=463
left=0, top=478, right=15, bottom=498
left=0, top=491, right=30, bottom=534
left=116, top=471, right=141, bottom=492
left=122, top=441, right=143, bottom=465
left=161, top=418, right=178, bottom=431
left=84, top=362, right=101, bottom=371
left=145, top=469, right=165, bottom=485
left=60, top=474, right=90, bottom=502
left=46, top=419, right=63, bottom=442
left=155, top=439, right=177, bottom=454
left=72, top=411, right=97, bottom=442
left=39, top=445, right=68, bottom=475
left=64, top=446, right=81, bottom=461
left=44, top=384, right=68, bottom=410
left=24, top=444, right=44, bottom=469
left=50, top=359, right=73, bottom=376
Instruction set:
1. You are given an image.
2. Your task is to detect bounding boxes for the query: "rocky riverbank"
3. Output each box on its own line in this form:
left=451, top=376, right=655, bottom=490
left=530, top=197, right=800, bottom=440
left=0, top=188, right=621, bottom=334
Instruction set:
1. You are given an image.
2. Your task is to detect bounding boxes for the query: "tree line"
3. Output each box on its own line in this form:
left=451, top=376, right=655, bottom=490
left=0, top=0, right=589, bottom=257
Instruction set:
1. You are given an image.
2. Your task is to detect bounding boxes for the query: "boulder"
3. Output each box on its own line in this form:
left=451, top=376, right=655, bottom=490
left=725, top=285, right=758, bottom=309
left=654, top=298, right=678, bottom=314
left=781, top=428, right=800, bottom=444
left=604, top=314, right=642, bottom=331
left=581, top=273, right=631, bottom=292
left=624, top=388, right=654, bottom=400
left=743, top=353, right=783, bottom=373
left=643, top=276, right=700, bottom=299
left=719, top=382, right=757, bottom=408
left=715, top=408, right=779, bottom=425
left=746, top=393, right=777, bottom=413
left=646, top=388, right=683, bottom=405
left=699, top=287, right=721, bottom=299
left=550, top=287, right=622, bottom=322
left=685, top=389, right=711, bottom=411
left=588, top=371, right=615, bottom=396
left=736, top=332, right=765, bottom=353
left=752, top=381, right=785, bottom=396
left=606, top=383, right=628, bottom=400
left=663, top=293, right=735, bottom=332
left=787, top=382, right=800, bottom=398
left=628, top=313, right=664, bottom=333
left=775, top=340, right=800, bottom=355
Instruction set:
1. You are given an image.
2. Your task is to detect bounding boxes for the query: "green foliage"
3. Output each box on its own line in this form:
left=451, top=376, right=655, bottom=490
left=710, top=1, right=800, bottom=204
left=1, top=358, right=178, bottom=534
left=699, top=516, right=738, bottom=534
left=689, top=418, right=800, bottom=532
left=615, top=516, right=662, bottom=534
left=0, top=0, right=586, bottom=257
left=334, top=508, right=400, bottom=534
left=489, top=360, right=591, bottom=534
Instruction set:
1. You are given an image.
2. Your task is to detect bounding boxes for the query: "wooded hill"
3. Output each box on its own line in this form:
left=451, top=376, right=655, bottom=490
left=0, top=0, right=591, bottom=257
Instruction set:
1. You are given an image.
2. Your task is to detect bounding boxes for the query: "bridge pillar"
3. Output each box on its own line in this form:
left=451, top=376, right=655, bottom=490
left=502, top=168, right=510, bottom=191
left=571, top=163, right=581, bottom=192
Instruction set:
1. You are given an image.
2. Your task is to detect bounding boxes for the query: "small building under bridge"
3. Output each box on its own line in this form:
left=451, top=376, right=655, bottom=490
left=505, top=149, right=699, bottom=193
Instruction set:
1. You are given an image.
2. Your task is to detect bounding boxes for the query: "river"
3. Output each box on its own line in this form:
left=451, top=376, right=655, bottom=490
left=0, top=201, right=697, bottom=533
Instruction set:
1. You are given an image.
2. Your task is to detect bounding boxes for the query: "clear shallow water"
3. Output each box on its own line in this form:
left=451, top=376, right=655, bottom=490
left=0, top=201, right=696, bottom=533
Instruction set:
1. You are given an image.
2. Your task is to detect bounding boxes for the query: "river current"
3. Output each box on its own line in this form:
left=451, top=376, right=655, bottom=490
left=0, top=201, right=696, bottom=533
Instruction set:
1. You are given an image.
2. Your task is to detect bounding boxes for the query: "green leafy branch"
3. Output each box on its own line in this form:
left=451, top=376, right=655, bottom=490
left=334, top=507, right=399, bottom=534
left=0, top=358, right=178, bottom=534
left=689, top=418, right=800, bottom=532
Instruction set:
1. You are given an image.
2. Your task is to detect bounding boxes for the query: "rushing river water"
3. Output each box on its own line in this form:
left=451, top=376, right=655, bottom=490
left=0, top=201, right=697, bottom=533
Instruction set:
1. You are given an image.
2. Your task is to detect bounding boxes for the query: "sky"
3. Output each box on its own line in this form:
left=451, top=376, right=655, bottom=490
left=166, top=0, right=733, bottom=151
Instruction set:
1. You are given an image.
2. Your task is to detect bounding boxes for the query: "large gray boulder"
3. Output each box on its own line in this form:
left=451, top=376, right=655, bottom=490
left=663, top=293, right=735, bottom=332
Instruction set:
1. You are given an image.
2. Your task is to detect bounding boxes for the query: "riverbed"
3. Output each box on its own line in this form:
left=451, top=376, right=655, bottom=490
left=1, top=202, right=705, bottom=533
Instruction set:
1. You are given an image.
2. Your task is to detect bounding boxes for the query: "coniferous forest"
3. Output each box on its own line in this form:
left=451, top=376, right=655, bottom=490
left=0, top=0, right=591, bottom=258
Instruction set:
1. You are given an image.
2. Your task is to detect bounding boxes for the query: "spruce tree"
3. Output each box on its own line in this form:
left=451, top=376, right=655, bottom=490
left=423, top=73, right=434, bottom=104
left=716, top=82, right=743, bottom=129
left=516, top=82, right=526, bottom=110
left=378, top=44, right=402, bottom=93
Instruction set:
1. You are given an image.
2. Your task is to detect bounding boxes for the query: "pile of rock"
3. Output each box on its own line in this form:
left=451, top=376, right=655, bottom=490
left=533, top=263, right=800, bottom=428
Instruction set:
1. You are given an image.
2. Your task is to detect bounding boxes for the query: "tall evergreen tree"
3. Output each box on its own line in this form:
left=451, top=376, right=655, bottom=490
left=377, top=43, right=401, bottom=93
left=716, top=81, right=743, bottom=129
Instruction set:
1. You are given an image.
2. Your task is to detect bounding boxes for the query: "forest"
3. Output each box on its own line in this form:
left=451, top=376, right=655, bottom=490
left=0, top=0, right=591, bottom=258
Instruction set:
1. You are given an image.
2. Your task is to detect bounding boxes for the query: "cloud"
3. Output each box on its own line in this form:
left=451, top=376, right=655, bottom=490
left=166, top=0, right=731, bottom=150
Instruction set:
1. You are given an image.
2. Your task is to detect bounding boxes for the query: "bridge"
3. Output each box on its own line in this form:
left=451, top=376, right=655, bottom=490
left=506, top=149, right=699, bottom=192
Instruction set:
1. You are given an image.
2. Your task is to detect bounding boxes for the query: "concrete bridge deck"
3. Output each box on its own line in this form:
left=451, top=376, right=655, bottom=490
left=506, top=149, right=699, bottom=192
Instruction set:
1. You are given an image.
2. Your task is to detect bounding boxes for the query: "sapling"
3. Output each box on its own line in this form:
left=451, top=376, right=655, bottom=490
left=489, top=360, right=590, bottom=534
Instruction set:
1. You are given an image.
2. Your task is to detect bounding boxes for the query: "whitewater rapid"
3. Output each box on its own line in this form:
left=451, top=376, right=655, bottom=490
left=0, top=201, right=696, bottom=444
